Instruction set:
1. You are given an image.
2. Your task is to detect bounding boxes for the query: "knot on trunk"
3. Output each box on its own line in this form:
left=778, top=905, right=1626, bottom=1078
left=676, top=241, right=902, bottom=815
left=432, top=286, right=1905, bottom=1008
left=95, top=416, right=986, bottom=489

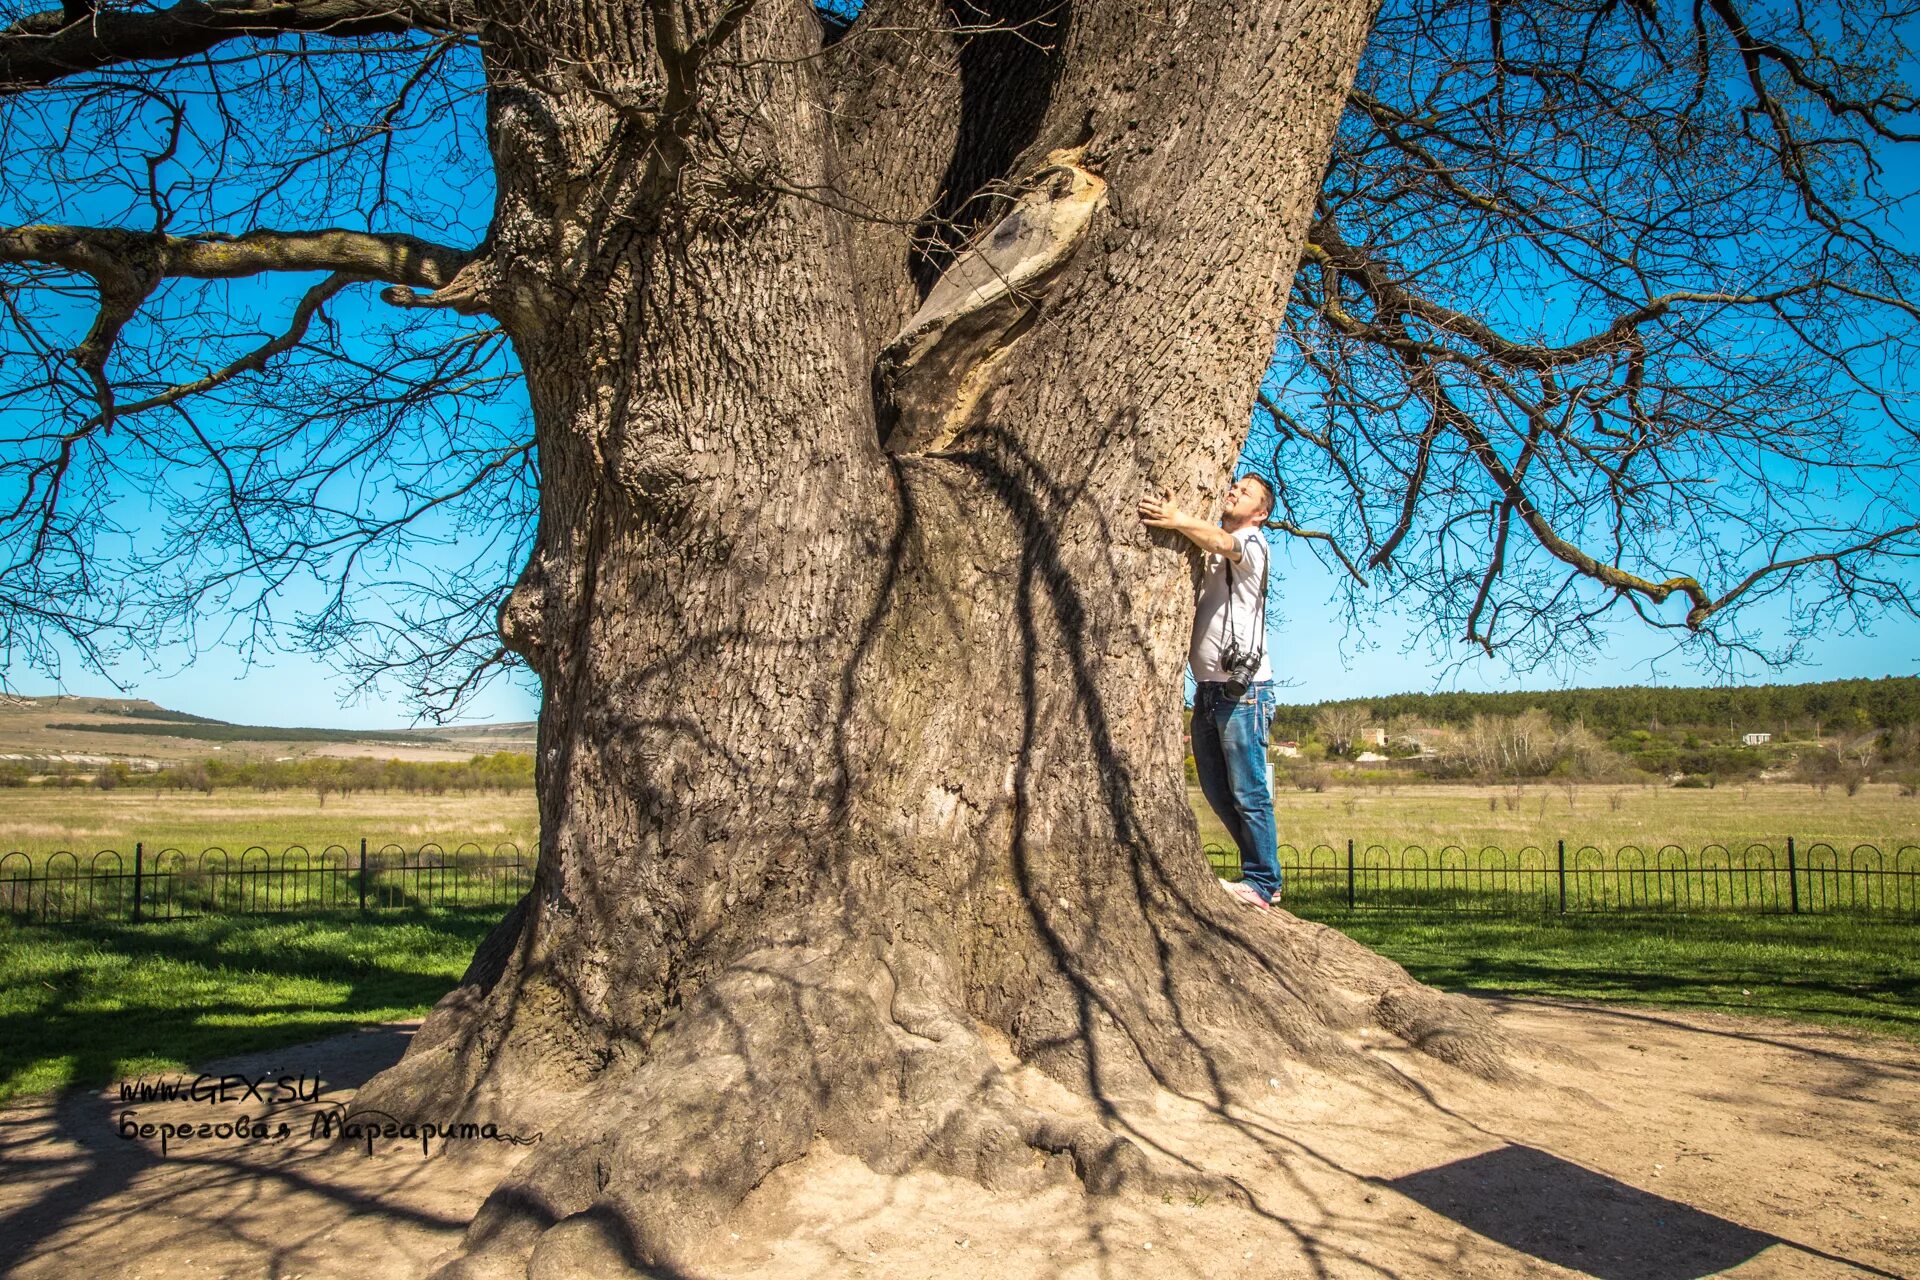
left=499, top=555, right=550, bottom=671
left=875, top=152, right=1107, bottom=454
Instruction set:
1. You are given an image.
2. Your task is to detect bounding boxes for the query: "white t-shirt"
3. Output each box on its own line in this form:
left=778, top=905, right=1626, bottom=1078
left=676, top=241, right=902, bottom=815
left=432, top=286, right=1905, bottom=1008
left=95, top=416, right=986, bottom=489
left=1189, top=526, right=1272, bottom=684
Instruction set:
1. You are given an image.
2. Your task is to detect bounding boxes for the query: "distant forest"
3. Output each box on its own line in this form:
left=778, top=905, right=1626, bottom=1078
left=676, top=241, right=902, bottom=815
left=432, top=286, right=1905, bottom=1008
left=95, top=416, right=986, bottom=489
left=1268, top=676, right=1920, bottom=743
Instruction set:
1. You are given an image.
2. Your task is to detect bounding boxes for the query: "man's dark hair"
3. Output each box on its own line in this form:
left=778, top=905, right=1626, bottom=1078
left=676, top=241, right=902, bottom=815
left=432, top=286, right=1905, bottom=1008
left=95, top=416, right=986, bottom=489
left=1239, top=473, right=1276, bottom=518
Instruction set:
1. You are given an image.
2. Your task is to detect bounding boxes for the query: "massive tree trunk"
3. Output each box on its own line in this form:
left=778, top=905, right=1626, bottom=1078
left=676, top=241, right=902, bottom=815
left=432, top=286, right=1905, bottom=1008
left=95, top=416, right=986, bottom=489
left=351, top=2, right=1516, bottom=1275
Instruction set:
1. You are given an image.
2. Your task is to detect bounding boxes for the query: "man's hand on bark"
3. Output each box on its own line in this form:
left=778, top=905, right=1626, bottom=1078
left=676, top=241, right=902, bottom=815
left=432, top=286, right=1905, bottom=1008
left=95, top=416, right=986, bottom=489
left=1138, top=490, right=1184, bottom=530
left=1139, top=489, right=1240, bottom=559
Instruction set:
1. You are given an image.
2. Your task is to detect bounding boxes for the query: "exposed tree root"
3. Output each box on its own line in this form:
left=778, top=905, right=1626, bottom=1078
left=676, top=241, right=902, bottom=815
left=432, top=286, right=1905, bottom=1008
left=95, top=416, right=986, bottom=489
left=412, top=935, right=1159, bottom=1278
left=355, top=881, right=1527, bottom=1280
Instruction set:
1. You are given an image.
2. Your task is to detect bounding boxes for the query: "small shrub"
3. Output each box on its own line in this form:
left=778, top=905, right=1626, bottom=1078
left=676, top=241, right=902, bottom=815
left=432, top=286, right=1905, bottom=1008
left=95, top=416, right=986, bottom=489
left=1672, top=775, right=1711, bottom=789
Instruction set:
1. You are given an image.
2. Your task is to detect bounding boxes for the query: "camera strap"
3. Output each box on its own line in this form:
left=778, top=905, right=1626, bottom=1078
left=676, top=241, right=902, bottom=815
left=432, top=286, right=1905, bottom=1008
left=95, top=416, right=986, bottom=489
left=1222, top=530, right=1270, bottom=675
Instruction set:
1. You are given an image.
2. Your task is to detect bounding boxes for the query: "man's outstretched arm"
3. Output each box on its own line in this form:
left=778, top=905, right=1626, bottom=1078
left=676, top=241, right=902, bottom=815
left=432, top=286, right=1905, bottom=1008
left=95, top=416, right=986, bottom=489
left=1138, top=492, right=1242, bottom=561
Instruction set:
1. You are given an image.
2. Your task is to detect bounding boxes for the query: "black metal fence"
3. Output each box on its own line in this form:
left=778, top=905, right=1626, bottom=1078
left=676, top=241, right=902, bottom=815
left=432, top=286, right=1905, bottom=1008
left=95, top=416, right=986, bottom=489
left=1203, top=839, right=1920, bottom=916
left=0, top=841, right=532, bottom=923
left=4, top=838, right=1916, bottom=922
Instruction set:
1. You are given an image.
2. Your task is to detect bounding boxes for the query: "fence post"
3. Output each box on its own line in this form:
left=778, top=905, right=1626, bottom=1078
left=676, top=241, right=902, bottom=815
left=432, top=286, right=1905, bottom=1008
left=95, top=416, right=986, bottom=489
left=131, top=841, right=143, bottom=923
left=1786, top=836, right=1799, bottom=915
left=1556, top=839, right=1566, bottom=914
left=359, top=838, right=369, bottom=913
left=1346, top=838, right=1355, bottom=910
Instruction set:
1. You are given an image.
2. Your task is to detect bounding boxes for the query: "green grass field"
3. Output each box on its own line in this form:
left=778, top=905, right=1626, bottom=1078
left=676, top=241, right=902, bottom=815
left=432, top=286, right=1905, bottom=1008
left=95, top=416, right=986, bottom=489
left=0, top=694, right=533, bottom=764
left=2, top=903, right=1910, bottom=1108
left=1310, top=911, right=1917, bottom=1041
left=0, top=908, right=501, bottom=1104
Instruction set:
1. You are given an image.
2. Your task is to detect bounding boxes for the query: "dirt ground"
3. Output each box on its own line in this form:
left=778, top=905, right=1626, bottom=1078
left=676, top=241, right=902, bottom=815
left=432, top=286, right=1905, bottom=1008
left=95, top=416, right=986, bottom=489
left=0, top=998, right=1913, bottom=1280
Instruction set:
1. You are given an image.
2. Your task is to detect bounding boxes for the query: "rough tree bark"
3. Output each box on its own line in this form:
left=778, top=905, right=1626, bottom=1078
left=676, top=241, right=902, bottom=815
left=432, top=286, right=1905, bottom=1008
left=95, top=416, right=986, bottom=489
left=340, top=2, right=1522, bottom=1275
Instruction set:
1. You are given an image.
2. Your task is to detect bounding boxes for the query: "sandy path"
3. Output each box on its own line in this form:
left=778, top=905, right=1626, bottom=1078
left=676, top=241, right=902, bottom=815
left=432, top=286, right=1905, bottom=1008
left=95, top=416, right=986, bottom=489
left=0, top=999, right=1912, bottom=1280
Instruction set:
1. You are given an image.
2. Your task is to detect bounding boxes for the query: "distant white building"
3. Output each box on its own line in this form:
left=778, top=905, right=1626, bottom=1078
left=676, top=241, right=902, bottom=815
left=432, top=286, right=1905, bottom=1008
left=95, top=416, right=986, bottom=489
left=1743, top=732, right=1772, bottom=746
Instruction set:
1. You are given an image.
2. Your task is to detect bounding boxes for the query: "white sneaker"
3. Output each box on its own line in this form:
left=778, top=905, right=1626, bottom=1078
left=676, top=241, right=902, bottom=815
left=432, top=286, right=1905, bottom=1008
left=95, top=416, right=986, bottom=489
left=1218, top=879, right=1269, bottom=909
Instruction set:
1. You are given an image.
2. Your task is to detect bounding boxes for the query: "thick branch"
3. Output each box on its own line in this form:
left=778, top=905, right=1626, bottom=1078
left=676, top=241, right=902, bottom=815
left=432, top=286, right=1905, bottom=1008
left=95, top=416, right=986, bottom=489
left=825, top=0, right=965, bottom=352
left=0, top=223, right=473, bottom=288
left=2, top=223, right=478, bottom=421
left=0, top=0, right=469, bottom=89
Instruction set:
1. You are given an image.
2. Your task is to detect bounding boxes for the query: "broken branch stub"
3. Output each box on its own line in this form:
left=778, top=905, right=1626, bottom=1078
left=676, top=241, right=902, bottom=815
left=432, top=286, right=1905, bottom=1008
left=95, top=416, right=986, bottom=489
left=876, top=154, right=1106, bottom=454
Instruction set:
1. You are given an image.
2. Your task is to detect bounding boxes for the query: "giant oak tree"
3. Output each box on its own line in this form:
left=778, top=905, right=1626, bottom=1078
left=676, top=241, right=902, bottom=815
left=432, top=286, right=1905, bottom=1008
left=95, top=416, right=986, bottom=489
left=3, top=0, right=1917, bottom=1275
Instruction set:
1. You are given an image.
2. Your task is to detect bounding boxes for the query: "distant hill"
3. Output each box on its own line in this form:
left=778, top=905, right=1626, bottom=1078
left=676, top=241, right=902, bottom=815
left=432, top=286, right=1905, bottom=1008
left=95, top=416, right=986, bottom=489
left=0, top=695, right=535, bottom=764
left=1268, top=676, right=1920, bottom=742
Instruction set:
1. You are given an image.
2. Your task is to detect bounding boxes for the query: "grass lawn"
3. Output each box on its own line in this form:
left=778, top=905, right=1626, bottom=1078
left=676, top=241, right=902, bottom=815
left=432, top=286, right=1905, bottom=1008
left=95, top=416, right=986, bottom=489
left=0, top=907, right=502, bottom=1105
left=3, top=904, right=1912, bottom=1109
left=1305, top=910, right=1919, bottom=1042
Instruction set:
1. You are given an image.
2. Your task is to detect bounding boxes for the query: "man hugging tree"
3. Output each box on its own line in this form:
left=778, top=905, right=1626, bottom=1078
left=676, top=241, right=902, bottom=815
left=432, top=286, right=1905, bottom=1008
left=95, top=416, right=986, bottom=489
left=1140, top=474, right=1283, bottom=907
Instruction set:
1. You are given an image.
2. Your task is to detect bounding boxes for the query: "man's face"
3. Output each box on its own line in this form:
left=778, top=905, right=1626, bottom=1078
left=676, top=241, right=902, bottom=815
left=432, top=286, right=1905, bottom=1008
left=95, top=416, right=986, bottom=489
left=1222, top=476, right=1270, bottom=521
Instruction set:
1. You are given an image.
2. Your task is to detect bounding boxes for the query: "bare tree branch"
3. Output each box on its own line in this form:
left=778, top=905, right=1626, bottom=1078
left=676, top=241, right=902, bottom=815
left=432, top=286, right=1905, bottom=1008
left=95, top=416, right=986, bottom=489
left=87, top=270, right=362, bottom=425
left=0, top=0, right=471, bottom=90
left=1265, top=0, right=1920, bottom=669
left=1266, top=517, right=1371, bottom=586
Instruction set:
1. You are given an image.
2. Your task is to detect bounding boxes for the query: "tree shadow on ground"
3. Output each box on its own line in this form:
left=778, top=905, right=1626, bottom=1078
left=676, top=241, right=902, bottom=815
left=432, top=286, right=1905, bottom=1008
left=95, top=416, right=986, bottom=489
left=1386, top=1143, right=1904, bottom=1280
left=0, top=1023, right=491, bottom=1278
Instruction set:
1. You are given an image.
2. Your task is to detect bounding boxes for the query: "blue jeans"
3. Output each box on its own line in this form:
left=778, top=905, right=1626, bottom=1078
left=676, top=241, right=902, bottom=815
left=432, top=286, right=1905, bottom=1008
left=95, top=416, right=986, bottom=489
left=1191, top=680, right=1281, bottom=901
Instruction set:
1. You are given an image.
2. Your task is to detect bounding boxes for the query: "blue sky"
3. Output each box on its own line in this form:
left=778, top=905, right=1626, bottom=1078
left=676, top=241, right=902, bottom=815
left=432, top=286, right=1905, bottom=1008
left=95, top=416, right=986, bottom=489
left=5, top=7, right=1918, bottom=728
left=13, top=494, right=1918, bottom=729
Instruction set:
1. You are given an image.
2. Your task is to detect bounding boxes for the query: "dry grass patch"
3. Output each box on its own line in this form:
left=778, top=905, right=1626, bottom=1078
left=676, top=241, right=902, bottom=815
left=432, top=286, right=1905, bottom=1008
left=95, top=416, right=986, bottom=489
left=0, top=789, right=539, bottom=858
left=1206, top=780, right=1920, bottom=853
